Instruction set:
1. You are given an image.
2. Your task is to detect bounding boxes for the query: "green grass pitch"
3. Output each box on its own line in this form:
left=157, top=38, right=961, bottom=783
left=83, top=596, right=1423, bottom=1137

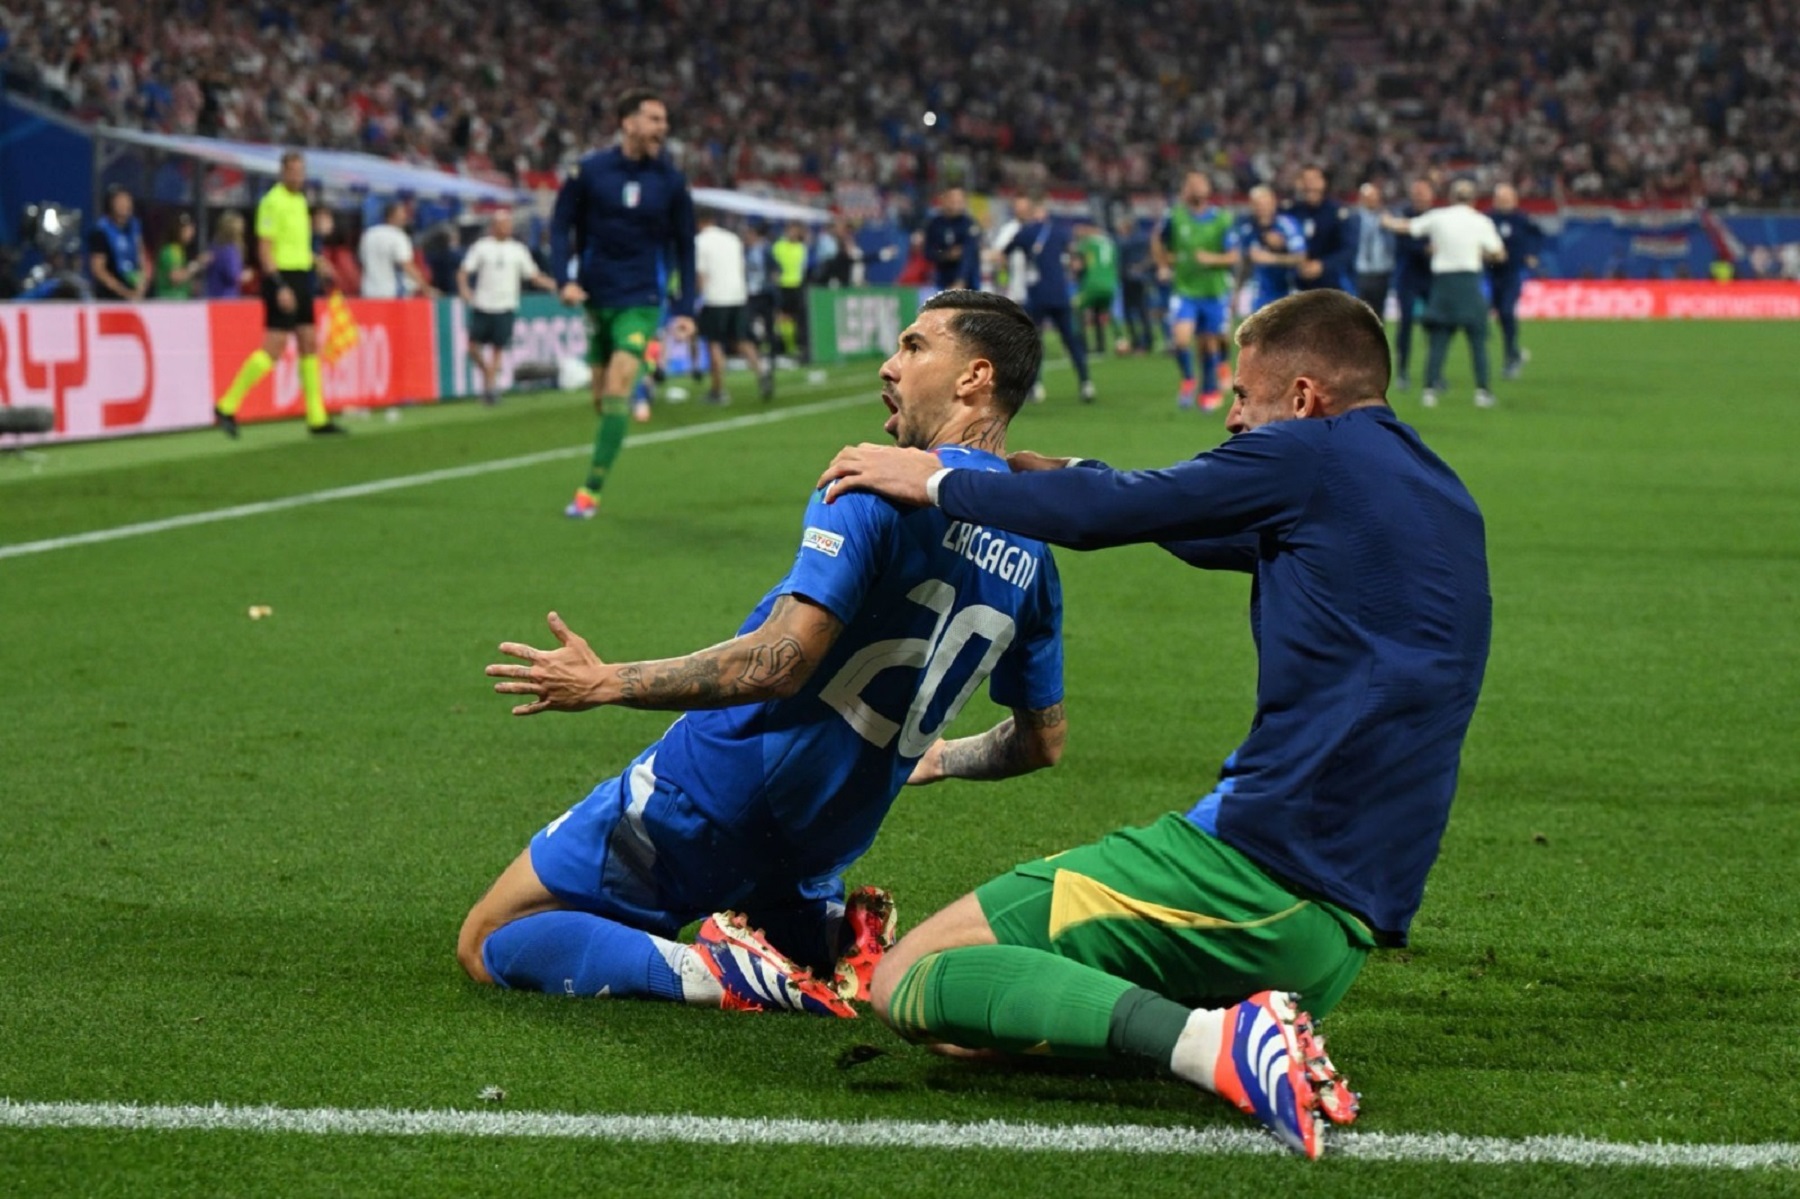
left=2, top=322, right=1797, bottom=1197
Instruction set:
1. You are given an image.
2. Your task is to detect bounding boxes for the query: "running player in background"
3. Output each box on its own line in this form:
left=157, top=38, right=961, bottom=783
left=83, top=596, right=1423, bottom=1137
left=551, top=88, right=696, bottom=519
left=1230, top=186, right=1308, bottom=314
left=1151, top=171, right=1236, bottom=412
left=214, top=150, right=342, bottom=438
left=1004, top=197, right=1095, bottom=403
left=1071, top=218, right=1118, bottom=358
left=463, top=290, right=1066, bottom=1016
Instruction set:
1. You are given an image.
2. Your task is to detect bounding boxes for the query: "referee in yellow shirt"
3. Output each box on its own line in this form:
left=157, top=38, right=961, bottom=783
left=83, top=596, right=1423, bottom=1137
left=214, top=150, right=343, bottom=437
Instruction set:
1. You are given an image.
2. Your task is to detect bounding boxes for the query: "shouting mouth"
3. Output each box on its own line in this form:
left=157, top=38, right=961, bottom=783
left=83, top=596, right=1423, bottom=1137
left=881, top=390, right=900, bottom=440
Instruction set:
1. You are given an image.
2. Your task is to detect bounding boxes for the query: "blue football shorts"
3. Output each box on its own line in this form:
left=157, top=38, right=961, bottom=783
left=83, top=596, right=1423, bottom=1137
left=1169, top=294, right=1228, bottom=336
left=527, top=761, right=847, bottom=966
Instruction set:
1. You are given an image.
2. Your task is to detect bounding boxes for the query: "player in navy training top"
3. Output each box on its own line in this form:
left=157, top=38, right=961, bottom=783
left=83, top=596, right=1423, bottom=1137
left=922, top=187, right=984, bottom=291
left=461, top=290, right=1067, bottom=1017
left=1004, top=196, right=1094, bottom=402
left=550, top=88, right=698, bottom=517
left=1283, top=165, right=1353, bottom=292
left=821, top=290, right=1490, bottom=1154
left=1488, top=183, right=1542, bottom=380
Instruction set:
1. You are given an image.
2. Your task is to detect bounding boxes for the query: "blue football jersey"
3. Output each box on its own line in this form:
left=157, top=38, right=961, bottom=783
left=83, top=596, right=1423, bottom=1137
left=626, top=444, right=1064, bottom=883
left=1229, top=214, right=1307, bottom=307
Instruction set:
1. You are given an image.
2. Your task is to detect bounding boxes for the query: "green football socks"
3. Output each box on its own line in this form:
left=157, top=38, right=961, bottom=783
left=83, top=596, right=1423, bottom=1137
left=585, top=395, right=631, bottom=493
left=886, top=945, right=1138, bottom=1058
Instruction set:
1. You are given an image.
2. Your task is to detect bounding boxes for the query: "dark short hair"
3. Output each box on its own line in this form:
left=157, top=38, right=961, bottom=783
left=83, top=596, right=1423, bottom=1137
left=616, top=88, right=661, bottom=122
left=1235, top=290, right=1390, bottom=400
left=280, top=149, right=303, bottom=168
left=920, top=289, right=1042, bottom=416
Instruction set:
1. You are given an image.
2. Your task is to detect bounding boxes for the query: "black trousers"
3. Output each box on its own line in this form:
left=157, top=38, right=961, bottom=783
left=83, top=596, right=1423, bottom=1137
left=1356, top=272, right=1391, bottom=317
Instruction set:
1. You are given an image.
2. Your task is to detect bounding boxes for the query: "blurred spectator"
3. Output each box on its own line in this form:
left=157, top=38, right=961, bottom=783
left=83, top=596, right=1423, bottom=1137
left=693, top=210, right=773, bottom=404
left=458, top=207, right=554, bottom=404
left=152, top=211, right=209, bottom=298
left=88, top=187, right=150, bottom=300
left=894, top=230, right=932, bottom=285
left=359, top=201, right=426, bottom=299
left=5, top=0, right=1795, bottom=205
left=204, top=210, right=253, bottom=298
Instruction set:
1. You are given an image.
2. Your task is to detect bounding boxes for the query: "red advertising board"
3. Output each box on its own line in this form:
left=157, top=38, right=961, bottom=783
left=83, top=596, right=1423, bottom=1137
left=0, top=302, right=217, bottom=441
left=1517, top=280, right=1800, bottom=320
left=205, top=297, right=438, bottom=423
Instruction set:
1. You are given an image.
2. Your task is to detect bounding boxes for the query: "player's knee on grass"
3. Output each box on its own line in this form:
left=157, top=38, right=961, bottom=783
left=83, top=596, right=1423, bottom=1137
left=869, top=891, right=995, bottom=1023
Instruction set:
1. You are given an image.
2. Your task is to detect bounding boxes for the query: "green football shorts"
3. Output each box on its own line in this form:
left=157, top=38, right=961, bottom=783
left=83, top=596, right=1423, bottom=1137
left=976, top=812, right=1376, bottom=1016
left=584, top=304, right=662, bottom=369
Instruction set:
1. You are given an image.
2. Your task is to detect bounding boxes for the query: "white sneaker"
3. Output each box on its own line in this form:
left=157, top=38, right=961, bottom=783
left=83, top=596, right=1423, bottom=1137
left=1079, top=380, right=1096, bottom=403
left=1420, top=389, right=1439, bottom=408
left=1473, top=389, right=1496, bottom=409
left=1031, top=382, right=1047, bottom=403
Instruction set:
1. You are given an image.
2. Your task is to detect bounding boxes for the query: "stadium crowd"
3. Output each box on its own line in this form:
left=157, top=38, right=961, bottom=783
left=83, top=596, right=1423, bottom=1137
left=3, top=0, right=1797, bottom=205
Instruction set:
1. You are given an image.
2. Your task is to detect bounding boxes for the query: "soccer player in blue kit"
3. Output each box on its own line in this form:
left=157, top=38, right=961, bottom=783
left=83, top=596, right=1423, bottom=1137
left=461, top=290, right=1068, bottom=1016
left=821, top=289, right=1491, bottom=1158
left=1230, top=185, right=1308, bottom=313
left=1004, top=196, right=1095, bottom=403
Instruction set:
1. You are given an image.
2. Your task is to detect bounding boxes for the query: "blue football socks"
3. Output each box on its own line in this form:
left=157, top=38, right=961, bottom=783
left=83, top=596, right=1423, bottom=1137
left=481, top=910, right=687, bottom=1001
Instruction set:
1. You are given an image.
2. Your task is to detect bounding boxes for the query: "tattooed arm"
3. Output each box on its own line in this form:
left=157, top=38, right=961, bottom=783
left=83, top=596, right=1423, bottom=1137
left=906, top=702, right=1066, bottom=784
left=486, top=598, right=843, bottom=716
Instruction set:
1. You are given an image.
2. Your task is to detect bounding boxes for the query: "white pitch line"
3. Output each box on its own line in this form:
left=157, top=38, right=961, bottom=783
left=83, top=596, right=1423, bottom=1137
left=0, top=393, right=873, bottom=562
left=0, top=1101, right=1793, bottom=1170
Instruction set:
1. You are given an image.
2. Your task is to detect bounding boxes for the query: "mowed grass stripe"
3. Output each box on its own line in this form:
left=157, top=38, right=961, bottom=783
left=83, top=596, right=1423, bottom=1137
left=1, top=1101, right=1794, bottom=1170
left=0, top=392, right=873, bottom=561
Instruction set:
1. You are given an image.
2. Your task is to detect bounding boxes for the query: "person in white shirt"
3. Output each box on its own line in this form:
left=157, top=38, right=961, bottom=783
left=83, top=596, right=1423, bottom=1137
left=693, top=212, right=772, bottom=404
left=1383, top=179, right=1505, bottom=408
left=457, top=208, right=555, bottom=404
left=359, top=201, right=429, bottom=299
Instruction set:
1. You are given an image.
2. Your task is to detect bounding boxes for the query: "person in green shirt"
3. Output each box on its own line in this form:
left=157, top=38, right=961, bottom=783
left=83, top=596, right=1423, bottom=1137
left=1072, top=220, right=1118, bottom=357
left=213, top=150, right=342, bottom=437
left=1151, top=171, right=1238, bottom=412
left=152, top=213, right=209, bottom=299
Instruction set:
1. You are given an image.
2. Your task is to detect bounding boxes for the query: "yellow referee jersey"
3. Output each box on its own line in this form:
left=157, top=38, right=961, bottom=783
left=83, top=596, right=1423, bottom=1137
left=256, top=184, right=312, bottom=271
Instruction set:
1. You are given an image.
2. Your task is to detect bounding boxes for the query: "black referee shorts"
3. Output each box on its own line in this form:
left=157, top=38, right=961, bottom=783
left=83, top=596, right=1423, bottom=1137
left=261, top=269, right=317, bottom=331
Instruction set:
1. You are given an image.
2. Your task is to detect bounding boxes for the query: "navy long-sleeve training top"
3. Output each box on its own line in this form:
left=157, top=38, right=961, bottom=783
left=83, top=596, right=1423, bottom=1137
left=936, top=406, right=1492, bottom=942
left=550, top=145, right=697, bottom=316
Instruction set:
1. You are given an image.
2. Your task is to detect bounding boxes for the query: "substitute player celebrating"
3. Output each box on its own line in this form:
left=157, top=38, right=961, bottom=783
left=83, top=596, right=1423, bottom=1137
left=820, top=290, right=1492, bottom=1159
left=551, top=88, right=698, bottom=518
left=214, top=150, right=342, bottom=437
left=464, top=290, right=1067, bottom=1017
left=1152, top=171, right=1237, bottom=412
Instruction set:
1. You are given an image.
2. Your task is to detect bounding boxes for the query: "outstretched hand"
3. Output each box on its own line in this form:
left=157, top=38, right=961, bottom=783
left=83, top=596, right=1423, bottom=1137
left=484, top=611, right=607, bottom=716
left=817, top=444, right=942, bottom=506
